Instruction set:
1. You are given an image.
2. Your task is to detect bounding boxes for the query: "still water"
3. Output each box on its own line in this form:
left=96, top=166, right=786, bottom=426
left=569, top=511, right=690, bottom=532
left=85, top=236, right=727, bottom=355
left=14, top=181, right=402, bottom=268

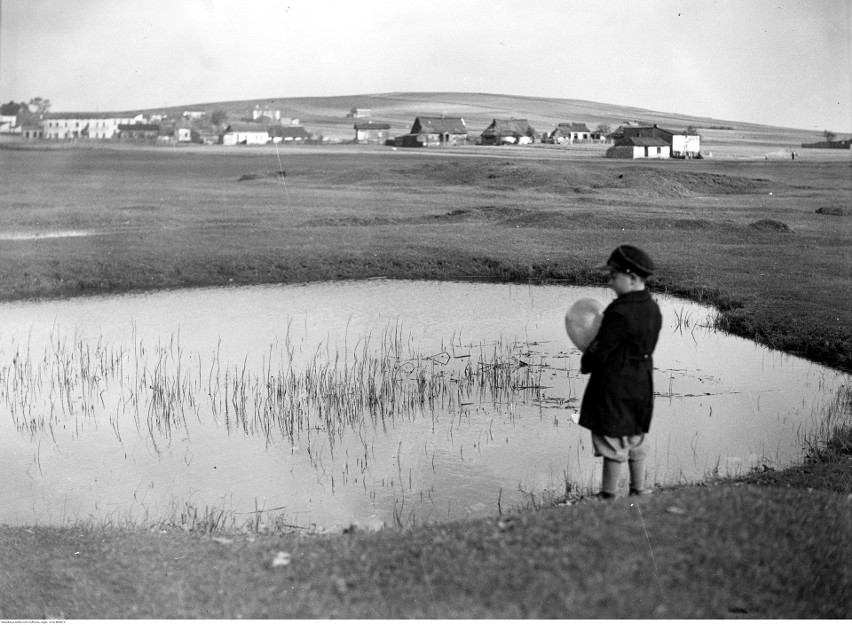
left=0, top=280, right=846, bottom=530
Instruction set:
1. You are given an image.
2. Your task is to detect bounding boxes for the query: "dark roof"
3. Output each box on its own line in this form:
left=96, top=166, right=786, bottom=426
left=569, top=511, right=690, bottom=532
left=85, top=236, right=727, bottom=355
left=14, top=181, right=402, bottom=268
left=225, top=123, right=269, bottom=133
left=118, top=124, right=160, bottom=132
left=411, top=116, right=467, bottom=134
left=481, top=118, right=538, bottom=137
left=271, top=126, right=311, bottom=139
left=555, top=123, right=591, bottom=133
left=612, top=124, right=675, bottom=140
left=617, top=137, right=670, bottom=147
left=354, top=121, right=391, bottom=130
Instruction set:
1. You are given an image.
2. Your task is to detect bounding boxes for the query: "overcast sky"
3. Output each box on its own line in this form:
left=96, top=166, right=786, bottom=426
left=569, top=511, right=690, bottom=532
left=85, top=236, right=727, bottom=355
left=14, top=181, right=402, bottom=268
left=1, top=0, right=849, bottom=131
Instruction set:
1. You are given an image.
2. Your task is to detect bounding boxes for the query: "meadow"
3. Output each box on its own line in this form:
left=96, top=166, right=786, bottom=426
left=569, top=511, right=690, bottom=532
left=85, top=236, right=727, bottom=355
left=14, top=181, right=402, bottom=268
left=1, top=141, right=849, bottom=371
left=0, top=138, right=850, bottom=618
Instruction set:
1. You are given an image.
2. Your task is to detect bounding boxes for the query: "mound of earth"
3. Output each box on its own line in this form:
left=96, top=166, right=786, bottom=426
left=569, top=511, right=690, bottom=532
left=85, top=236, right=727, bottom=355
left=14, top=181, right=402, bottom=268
left=237, top=171, right=286, bottom=182
left=400, top=160, right=764, bottom=199
left=298, top=205, right=530, bottom=228
left=816, top=206, right=848, bottom=216
left=413, top=161, right=613, bottom=194
left=433, top=205, right=529, bottom=222
left=749, top=219, right=793, bottom=233
left=616, top=170, right=762, bottom=197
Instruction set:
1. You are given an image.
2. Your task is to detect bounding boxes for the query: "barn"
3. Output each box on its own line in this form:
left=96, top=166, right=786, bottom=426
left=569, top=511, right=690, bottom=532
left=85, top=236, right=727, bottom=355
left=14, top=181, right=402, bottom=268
left=399, top=116, right=467, bottom=147
left=354, top=120, right=392, bottom=144
left=480, top=119, right=538, bottom=145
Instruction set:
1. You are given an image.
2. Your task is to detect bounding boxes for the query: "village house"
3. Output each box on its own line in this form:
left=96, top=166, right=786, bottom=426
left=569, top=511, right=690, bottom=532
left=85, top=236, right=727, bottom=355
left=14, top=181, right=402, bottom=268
left=223, top=123, right=270, bottom=145
left=40, top=112, right=146, bottom=140
left=156, top=122, right=177, bottom=145
left=347, top=107, right=372, bottom=119
left=801, top=137, right=852, bottom=149
left=549, top=122, right=602, bottom=144
left=480, top=118, right=538, bottom=145
left=252, top=105, right=281, bottom=122
left=396, top=116, right=467, bottom=147
left=609, top=123, right=700, bottom=158
left=270, top=125, right=312, bottom=143
left=353, top=120, right=391, bottom=144
left=197, top=127, right=222, bottom=145
left=117, top=123, right=160, bottom=142
left=21, top=124, right=43, bottom=139
left=0, top=114, right=19, bottom=133
left=606, top=136, right=671, bottom=159
left=174, top=119, right=195, bottom=142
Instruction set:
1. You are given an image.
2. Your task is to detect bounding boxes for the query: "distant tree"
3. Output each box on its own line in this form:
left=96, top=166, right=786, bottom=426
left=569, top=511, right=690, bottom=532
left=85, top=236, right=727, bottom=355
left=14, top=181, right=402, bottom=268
left=596, top=123, right=611, bottom=136
left=28, top=97, right=51, bottom=115
left=823, top=130, right=837, bottom=142
left=0, top=101, right=23, bottom=115
left=685, top=125, right=700, bottom=136
left=211, top=109, right=228, bottom=126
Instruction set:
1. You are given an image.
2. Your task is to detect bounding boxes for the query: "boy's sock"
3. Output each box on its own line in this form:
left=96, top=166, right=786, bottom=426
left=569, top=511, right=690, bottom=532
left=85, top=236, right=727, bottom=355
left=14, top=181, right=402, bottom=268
left=601, top=458, right=621, bottom=496
left=629, top=458, right=647, bottom=494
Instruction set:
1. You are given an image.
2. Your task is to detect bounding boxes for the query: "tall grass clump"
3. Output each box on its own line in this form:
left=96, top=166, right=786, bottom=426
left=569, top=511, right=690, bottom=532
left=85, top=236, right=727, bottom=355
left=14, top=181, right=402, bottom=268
left=804, top=383, right=852, bottom=462
left=0, top=322, right=551, bottom=460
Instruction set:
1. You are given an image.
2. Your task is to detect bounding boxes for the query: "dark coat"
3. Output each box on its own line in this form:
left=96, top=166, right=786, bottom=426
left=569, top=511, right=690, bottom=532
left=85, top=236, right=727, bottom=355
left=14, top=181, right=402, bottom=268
left=579, top=289, right=662, bottom=437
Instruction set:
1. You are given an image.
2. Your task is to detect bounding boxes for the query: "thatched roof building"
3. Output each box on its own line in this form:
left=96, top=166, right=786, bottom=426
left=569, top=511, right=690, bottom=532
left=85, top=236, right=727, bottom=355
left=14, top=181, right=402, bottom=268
left=395, top=116, right=467, bottom=147
left=480, top=118, right=538, bottom=145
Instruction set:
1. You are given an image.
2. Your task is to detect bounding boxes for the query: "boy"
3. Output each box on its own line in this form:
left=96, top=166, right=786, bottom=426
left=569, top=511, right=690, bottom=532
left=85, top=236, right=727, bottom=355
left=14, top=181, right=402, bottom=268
left=579, top=245, right=662, bottom=499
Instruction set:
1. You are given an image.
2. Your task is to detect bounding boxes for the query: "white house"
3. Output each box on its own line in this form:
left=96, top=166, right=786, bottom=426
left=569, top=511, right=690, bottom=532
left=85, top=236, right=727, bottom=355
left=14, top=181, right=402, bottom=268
left=0, top=114, right=19, bottom=133
left=611, top=124, right=700, bottom=158
left=174, top=119, right=194, bottom=142
left=252, top=106, right=281, bottom=121
left=222, top=123, right=270, bottom=146
left=606, top=137, right=671, bottom=159
left=551, top=122, right=601, bottom=143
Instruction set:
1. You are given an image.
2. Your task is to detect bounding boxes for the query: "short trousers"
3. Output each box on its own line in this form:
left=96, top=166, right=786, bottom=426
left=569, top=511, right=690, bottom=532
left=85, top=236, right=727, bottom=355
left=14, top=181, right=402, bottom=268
left=592, top=433, right=648, bottom=462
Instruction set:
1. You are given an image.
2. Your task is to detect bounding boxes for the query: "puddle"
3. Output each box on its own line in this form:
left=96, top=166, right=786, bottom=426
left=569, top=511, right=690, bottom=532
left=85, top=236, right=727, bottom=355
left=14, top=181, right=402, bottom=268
left=0, top=279, right=847, bottom=529
left=0, top=230, right=96, bottom=241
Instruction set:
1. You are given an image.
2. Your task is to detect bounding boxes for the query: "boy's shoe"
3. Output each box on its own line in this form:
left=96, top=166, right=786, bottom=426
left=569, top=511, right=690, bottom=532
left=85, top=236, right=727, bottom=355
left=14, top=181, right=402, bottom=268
left=629, top=488, right=652, bottom=497
left=594, top=491, right=618, bottom=500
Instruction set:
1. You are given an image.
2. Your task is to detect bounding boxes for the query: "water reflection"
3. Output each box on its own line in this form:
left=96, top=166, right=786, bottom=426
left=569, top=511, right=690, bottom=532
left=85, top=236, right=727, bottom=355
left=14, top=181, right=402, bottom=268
left=0, top=280, right=847, bottom=530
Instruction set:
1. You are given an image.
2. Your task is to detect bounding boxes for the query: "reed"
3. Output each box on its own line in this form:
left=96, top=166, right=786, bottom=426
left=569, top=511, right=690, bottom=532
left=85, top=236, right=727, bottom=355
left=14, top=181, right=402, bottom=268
left=0, top=322, right=551, bottom=461
left=803, top=383, right=852, bottom=462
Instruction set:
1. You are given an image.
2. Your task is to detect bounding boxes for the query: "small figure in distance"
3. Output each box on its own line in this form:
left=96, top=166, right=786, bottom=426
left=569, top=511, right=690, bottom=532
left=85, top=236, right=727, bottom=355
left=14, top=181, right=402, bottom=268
left=579, top=245, right=662, bottom=500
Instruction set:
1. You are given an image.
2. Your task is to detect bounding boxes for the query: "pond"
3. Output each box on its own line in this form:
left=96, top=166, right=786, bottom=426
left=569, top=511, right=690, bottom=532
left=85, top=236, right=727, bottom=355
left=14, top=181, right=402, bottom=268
left=0, top=279, right=847, bottom=531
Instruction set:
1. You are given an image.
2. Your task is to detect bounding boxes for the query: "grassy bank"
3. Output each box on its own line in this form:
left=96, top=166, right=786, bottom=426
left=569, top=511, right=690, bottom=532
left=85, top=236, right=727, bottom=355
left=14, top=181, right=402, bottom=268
left=1, top=445, right=849, bottom=619
left=0, top=144, right=850, bottom=618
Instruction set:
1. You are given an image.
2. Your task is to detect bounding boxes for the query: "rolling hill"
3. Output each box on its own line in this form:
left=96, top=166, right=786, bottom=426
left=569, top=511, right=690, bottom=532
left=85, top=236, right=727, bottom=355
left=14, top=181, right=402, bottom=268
left=143, top=92, right=835, bottom=152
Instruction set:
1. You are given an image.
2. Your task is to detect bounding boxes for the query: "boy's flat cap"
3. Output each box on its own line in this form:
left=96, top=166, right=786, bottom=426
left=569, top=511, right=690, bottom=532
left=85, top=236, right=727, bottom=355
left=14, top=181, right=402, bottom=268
left=595, top=245, right=655, bottom=277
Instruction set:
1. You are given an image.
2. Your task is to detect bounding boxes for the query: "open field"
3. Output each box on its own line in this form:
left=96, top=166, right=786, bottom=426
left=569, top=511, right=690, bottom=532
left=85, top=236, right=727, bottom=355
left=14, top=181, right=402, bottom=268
left=1, top=141, right=850, bottom=370
left=0, top=134, right=850, bottom=618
